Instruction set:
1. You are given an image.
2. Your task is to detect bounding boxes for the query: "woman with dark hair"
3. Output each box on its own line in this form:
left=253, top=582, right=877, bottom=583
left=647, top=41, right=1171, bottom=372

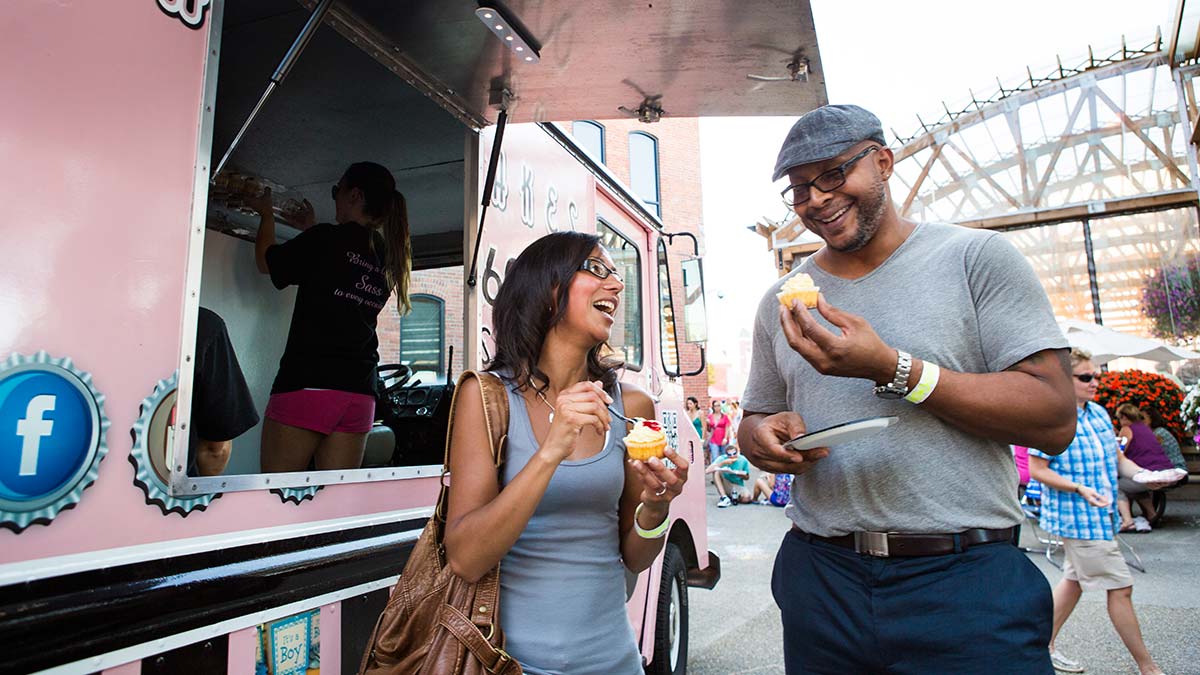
left=1145, top=407, right=1187, bottom=474
left=686, top=395, right=707, bottom=462
left=1113, top=403, right=1175, bottom=531
left=443, top=231, right=689, bottom=674
left=249, top=161, right=411, bottom=472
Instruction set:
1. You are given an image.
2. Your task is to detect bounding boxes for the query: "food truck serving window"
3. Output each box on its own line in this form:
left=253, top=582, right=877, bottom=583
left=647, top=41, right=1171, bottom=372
left=597, top=220, right=643, bottom=370
left=171, top=1, right=469, bottom=496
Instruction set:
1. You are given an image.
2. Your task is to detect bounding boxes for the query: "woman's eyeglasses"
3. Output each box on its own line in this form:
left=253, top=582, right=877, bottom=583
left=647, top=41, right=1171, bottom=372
left=1073, top=373, right=1097, bottom=383
left=780, top=145, right=880, bottom=208
left=580, top=257, right=621, bottom=281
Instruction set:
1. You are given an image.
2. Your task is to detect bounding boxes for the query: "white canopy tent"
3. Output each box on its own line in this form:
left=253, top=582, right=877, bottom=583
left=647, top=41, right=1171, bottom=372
left=1058, top=319, right=1200, bottom=365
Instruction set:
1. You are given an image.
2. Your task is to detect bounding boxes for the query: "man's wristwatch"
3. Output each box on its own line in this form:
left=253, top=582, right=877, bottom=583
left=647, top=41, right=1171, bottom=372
left=873, top=350, right=912, bottom=399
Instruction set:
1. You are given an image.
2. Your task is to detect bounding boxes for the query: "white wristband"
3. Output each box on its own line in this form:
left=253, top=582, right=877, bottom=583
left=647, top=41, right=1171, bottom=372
left=634, top=502, right=669, bottom=539
left=904, top=361, right=940, bottom=404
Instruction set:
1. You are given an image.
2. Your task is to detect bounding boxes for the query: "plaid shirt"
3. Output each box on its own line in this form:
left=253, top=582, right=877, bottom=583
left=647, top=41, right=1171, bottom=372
left=1029, top=401, right=1118, bottom=541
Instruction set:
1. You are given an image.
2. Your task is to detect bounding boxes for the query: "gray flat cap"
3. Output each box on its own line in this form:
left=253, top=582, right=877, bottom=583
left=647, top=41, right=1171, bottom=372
left=772, top=104, right=886, bottom=181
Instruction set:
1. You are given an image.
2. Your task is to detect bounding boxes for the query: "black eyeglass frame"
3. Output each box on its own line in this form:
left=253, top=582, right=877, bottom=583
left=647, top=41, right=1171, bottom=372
left=780, top=145, right=881, bottom=208
left=1073, top=373, right=1098, bottom=383
left=579, top=257, right=622, bottom=281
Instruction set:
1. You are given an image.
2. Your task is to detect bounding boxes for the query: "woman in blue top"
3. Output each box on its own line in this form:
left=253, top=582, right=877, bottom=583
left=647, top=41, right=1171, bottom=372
left=443, top=232, right=689, bottom=674
left=249, top=161, right=411, bottom=473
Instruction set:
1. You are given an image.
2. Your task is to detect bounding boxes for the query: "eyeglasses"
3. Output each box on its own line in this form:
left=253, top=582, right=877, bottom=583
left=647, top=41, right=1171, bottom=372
left=580, top=257, right=622, bottom=281
left=1073, top=373, right=1097, bottom=383
left=780, top=146, right=880, bottom=208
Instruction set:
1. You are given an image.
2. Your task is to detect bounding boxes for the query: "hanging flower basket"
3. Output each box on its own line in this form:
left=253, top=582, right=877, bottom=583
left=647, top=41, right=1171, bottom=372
left=1140, top=258, right=1200, bottom=341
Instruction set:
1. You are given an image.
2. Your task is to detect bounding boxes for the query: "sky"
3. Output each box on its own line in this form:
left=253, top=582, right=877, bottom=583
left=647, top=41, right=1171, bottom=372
left=698, top=0, right=1177, bottom=393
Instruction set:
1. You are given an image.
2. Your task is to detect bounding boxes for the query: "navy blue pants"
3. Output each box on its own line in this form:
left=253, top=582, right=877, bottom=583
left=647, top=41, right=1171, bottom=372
left=771, top=529, right=1053, bottom=675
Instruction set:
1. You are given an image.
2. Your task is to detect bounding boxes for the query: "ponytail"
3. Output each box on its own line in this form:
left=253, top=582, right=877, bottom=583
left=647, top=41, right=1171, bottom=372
left=340, top=161, right=411, bottom=314
left=384, top=189, right=412, bottom=315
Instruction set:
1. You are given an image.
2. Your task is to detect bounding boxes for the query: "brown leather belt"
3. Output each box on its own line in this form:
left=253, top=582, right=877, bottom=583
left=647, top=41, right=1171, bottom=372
left=791, top=524, right=1015, bottom=558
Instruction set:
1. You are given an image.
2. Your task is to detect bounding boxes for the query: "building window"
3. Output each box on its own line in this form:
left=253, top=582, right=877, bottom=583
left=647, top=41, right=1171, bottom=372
left=399, top=294, right=445, bottom=380
left=596, top=219, right=643, bottom=369
left=572, top=120, right=606, bottom=163
left=628, top=131, right=661, bottom=216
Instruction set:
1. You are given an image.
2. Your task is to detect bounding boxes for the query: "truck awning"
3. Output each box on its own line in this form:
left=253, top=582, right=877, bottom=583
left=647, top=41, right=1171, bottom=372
left=304, top=0, right=828, bottom=127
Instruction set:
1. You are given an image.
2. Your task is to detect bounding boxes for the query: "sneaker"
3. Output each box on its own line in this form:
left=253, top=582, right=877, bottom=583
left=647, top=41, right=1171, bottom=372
left=1133, top=516, right=1152, bottom=533
left=756, top=498, right=771, bottom=505
left=717, top=496, right=732, bottom=508
left=1050, top=649, right=1085, bottom=673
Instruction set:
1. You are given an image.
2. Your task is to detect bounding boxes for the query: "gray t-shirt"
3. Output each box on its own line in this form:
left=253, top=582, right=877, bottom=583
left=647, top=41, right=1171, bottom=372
left=742, top=222, right=1067, bottom=536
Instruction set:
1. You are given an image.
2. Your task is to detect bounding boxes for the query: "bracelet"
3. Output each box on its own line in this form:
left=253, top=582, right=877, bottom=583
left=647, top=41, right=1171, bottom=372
left=904, top=361, right=940, bottom=404
left=634, top=502, right=669, bottom=539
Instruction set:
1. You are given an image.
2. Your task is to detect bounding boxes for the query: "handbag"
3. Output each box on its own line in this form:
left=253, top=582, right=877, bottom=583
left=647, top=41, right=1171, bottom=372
left=359, top=370, right=521, bottom=675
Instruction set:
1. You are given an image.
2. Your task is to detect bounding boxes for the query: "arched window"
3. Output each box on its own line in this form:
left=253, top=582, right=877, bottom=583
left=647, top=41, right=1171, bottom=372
left=628, top=131, right=661, bottom=216
left=572, top=120, right=606, bottom=163
left=399, top=294, right=445, bottom=379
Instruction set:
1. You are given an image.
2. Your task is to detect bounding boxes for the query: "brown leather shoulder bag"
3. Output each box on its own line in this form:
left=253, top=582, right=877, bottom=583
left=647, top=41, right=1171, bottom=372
left=359, top=370, right=521, bottom=675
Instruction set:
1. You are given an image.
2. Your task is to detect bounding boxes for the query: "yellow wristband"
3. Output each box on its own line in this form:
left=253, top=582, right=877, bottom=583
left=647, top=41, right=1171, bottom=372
left=904, top=361, right=940, bottom=404
left=634, top=502, right=669, bottom=539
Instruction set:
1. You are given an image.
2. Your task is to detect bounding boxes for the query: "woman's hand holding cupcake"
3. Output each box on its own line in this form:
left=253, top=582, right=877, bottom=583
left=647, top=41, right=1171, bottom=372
left=626, top=419, right=690, bottom=508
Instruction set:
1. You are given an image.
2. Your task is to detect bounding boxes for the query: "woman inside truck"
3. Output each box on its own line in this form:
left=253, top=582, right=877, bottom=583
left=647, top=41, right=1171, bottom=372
left=443, top=231, right=689, bottom=674
left=248, top=161, right=412, bottom=473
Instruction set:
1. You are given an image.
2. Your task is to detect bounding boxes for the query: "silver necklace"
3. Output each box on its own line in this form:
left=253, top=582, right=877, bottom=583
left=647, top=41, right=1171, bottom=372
left=535, top=390, right=556, bottom=422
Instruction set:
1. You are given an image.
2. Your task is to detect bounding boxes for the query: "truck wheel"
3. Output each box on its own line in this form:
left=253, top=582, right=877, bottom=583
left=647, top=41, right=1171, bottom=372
left=646, top=543, right=688, bottom=675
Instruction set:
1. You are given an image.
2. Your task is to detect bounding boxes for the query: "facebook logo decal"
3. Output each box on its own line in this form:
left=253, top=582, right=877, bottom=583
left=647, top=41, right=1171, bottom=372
left=0, top=371, right=95, bottom=502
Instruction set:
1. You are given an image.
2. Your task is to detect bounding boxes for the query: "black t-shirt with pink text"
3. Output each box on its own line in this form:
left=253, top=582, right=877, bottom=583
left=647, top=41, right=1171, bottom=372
left=265, top=222, right=388, bottom=396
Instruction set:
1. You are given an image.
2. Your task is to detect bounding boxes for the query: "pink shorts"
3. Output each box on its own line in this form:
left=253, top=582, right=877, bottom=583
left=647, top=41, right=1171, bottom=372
left=265, top=389, right=376, bottom=434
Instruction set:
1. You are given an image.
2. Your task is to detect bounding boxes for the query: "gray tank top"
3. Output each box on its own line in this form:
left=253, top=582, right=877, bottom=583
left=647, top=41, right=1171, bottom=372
left=497, top=376, right=643, bottom=675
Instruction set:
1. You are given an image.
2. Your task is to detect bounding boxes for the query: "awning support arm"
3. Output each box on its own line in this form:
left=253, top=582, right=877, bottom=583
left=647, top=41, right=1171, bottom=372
left=212, top=0, right=335, bottom=178
left=467, top=108, right=509, bottom=287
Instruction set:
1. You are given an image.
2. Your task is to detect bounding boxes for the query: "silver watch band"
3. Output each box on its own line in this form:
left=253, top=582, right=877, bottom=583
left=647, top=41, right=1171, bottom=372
left=874, top=350, right=912, bottom=399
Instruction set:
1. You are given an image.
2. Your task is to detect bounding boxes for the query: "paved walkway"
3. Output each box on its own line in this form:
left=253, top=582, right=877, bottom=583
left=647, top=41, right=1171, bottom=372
left=688, top=486, right=1200, bottom=674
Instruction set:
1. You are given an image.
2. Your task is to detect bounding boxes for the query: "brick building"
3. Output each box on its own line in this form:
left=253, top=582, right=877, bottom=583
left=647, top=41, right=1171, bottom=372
left=379, top=118, right=708, bottom=406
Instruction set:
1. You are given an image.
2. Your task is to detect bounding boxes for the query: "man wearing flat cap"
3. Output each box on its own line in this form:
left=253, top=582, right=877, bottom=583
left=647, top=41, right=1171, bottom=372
left=738, top=104, right=1077, bottom=673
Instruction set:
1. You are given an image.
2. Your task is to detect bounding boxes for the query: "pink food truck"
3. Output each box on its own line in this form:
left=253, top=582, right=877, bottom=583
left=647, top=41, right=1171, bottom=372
left=0, top=1, right=826, bottom=673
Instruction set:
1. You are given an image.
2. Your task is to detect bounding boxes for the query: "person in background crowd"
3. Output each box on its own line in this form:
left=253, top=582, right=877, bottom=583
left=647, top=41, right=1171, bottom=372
left=706, top=399, right=731, bottom=460
left=1113, top=403, right=1178, bottom=532
left=706, top=445, right=751, bottom=507
left=749, top=470, right=775, bottom=505
left=1028, top=349, right=1168, bottom=675
left=729, top=399, right=744, bottom=439
left=739, top=104, right=1077, bottom=674
left=249, top=161, right=412, bottom=473
left=189, top=307, right=260, bottom=476
left=1011, top=445, right=1031, bottom=545
left=1145, top=408, right=1187, bottom=475
left=686, top=396, right=708, bottom=464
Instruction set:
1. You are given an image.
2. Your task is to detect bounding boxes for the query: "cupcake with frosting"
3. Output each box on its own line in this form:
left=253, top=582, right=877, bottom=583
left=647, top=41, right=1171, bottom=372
left=625, top=418, right=668, bottom=461
left=777, top=272, right=820, bottom=309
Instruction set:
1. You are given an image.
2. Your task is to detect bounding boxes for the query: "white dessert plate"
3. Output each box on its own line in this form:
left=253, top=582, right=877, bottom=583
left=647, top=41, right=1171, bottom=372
left=783, top=416, right=899, bottom=451
left=1132, top=467, right=1187, bottom=484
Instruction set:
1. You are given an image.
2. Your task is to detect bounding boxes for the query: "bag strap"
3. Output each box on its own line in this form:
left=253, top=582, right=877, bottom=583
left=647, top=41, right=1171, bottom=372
left=439, top=604, right=521, bottom=675
left=435, top=370, right=510, bottom=524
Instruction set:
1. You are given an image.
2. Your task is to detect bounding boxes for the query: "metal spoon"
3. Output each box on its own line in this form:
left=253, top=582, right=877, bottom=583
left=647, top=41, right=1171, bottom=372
left=608, top=404, right=638, bottom=425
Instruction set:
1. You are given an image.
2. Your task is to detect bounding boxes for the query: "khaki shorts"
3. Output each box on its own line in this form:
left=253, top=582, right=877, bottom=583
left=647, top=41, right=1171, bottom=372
left=1061, top=538, right=1133, bottom=592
